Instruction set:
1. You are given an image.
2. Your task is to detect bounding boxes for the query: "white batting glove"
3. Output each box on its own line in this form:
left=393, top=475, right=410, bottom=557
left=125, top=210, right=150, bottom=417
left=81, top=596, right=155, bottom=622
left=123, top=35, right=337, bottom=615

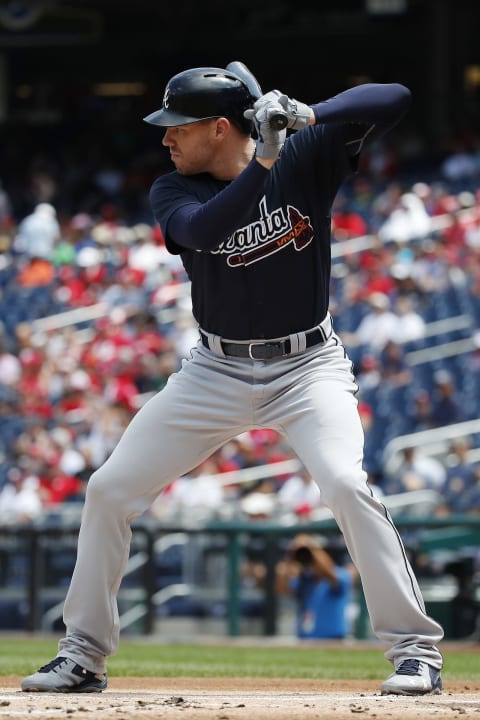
left=255, top=90, right=312, bottom=131
left=244, top=101, right=287, bottom=159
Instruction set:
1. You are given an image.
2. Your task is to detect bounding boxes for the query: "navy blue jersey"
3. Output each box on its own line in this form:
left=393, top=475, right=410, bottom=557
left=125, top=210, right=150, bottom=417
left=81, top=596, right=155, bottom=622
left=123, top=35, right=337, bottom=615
left=151, top=123, right=353, bottom=339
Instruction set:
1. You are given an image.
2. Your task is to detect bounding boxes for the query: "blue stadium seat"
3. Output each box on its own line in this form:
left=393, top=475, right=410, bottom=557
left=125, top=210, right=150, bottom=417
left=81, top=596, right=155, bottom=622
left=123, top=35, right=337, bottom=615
left=0, top=599, right=27, bottom=629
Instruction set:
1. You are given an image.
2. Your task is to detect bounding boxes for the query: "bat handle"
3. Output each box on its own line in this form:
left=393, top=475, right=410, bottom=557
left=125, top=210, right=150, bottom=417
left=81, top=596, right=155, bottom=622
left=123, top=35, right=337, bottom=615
left=267, top=107, right=288, bottom=130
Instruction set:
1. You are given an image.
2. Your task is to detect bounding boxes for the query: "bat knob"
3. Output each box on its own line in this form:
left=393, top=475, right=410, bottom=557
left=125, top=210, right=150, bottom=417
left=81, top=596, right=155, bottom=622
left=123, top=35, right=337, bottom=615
left=267, top=109, right=288, bottom=131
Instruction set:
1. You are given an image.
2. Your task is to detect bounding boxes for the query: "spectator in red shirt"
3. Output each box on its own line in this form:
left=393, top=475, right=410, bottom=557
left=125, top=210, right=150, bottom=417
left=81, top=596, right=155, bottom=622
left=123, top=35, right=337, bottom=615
left=332, top=198, right=368, bottom=240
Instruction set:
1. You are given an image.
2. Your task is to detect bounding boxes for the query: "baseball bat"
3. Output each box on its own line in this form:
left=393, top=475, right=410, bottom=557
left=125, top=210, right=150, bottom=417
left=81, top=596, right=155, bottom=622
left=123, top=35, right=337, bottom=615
left=226, top=60, right=288, bottom=131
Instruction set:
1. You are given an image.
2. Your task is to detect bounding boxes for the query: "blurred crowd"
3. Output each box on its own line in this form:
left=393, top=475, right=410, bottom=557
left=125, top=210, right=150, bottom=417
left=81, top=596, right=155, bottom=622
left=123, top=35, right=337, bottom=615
left=1, top=128, right=480, bottom=527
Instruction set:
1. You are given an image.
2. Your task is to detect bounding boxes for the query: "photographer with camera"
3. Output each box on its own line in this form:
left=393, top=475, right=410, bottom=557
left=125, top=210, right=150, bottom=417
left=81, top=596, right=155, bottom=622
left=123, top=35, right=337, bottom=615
left=276, top=533, right=355, bottom=639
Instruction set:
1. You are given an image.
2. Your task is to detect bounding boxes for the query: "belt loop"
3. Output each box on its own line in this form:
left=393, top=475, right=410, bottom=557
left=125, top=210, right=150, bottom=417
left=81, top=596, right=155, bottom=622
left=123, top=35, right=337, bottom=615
left=288, top=333, right=299, bottom=354
left=316, top=314, right=330, bottom=342
left=204, top=331, right=226, bottom=357
left=296, top=332, right=307, bottom=353
left=322, top=313, right=332, bottom=340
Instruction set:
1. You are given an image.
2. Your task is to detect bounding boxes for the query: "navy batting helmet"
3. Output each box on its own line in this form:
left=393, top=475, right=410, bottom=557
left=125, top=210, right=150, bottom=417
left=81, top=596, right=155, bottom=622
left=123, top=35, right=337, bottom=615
left=143, top=67, right=254, bottom=134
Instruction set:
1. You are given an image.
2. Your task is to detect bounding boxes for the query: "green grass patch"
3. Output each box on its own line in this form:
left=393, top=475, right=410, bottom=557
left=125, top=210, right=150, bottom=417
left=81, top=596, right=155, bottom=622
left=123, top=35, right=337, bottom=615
left=1, top=637, right=479, bottom=681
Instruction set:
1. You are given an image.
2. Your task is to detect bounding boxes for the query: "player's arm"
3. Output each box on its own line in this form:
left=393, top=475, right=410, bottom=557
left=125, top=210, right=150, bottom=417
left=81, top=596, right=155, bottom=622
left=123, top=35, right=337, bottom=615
left=310, top=83, right=412, bottom=154
left=275, top=557, right=301, bottom=596
left=150, top=159, right=269, bottom=253
left=311, top=548, right=340, bottom=588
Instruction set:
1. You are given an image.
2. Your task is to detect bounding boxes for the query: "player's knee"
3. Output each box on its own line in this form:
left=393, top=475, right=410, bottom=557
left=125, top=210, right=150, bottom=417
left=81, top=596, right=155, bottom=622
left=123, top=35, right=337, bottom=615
left=85, top=465, right=142, bottom=515
left=85, top=467, right=118, bottom=507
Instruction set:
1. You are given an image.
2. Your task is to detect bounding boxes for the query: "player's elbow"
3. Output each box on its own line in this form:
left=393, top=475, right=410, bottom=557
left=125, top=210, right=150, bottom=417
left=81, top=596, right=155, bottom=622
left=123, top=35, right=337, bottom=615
left=392, top=83, right=412, bottom=108
left=385, top=83, right=412, bottom=121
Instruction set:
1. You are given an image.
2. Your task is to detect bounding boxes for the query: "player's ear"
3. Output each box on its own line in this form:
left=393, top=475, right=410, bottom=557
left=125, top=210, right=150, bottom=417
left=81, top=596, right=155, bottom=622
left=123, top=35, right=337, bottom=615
left=214, top=117, right=230, bottom=138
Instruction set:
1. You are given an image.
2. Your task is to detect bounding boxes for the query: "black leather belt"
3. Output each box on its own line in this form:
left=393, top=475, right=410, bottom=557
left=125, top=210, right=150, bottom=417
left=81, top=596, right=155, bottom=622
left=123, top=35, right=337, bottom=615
left=200, top=325, right=330, bottom=360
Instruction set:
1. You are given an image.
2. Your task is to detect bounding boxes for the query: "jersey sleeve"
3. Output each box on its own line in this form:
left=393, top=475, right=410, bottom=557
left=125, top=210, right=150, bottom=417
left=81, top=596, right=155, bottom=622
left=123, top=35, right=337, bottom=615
left=311, top=83, right=412, bottom=157
left=149, top=160, right=269, bottom=254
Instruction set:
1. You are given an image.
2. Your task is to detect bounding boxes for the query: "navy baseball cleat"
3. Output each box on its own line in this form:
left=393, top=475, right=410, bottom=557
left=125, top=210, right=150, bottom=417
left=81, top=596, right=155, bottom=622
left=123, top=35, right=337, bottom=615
left=21, top=657, right=107, bottom=693
left=381, top=659, right=442, bottom=695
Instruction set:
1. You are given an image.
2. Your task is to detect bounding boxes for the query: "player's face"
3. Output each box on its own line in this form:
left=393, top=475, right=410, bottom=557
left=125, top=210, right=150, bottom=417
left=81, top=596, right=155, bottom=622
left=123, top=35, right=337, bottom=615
left=162, top=120, right=218, bottom=175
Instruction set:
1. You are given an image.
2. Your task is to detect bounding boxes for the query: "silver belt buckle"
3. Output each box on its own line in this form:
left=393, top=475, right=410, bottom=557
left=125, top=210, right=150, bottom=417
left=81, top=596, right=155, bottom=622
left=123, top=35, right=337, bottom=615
left=248, top=342, right=262, bottom=360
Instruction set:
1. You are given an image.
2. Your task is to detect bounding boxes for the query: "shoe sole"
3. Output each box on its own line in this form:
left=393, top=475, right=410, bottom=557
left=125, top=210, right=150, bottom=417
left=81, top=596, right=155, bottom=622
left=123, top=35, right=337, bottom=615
left=381, top=684, right=442, bottom=696
left=22, top=682, right=107, bottom=693
left=22, top=687, right=105, bottom=694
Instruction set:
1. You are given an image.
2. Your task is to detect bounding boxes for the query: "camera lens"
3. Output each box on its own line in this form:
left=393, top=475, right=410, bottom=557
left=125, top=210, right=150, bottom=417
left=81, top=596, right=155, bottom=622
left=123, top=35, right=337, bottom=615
left=293, top=546, right=313, bottom=565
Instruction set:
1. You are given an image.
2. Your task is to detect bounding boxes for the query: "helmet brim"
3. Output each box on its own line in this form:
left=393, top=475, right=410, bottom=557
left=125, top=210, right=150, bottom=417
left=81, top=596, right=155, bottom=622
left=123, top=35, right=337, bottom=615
left=143, top=108, right=215, bottom=127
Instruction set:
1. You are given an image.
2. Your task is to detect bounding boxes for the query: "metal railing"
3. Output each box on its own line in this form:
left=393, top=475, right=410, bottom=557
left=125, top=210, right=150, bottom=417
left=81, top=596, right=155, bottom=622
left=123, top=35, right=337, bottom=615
left=1, top=513, right=479, bottom=639
left=382, top=419, right=480, bottom=475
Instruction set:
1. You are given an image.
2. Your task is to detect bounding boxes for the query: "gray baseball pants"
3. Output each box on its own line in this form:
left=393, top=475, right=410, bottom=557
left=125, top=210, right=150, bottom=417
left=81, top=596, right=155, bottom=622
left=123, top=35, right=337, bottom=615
left=58, top=329, right=443, bottom=673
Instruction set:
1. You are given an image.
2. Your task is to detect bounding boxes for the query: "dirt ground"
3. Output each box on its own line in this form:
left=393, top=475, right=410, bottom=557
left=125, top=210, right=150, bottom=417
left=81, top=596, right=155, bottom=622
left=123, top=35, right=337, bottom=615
left=1, top=677, right=479, bottom=720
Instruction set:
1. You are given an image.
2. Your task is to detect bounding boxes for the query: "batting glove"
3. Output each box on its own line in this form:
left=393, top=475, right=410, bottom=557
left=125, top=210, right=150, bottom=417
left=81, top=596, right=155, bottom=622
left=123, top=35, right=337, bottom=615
left=254, top=90, right=312, bottom=131
left=244, top=100, right=287, bottom=159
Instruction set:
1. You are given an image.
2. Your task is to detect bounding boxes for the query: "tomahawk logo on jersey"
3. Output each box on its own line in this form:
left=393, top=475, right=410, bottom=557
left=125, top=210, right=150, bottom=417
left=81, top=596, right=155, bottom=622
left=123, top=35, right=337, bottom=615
left=211, top=196, right=315, bottom=267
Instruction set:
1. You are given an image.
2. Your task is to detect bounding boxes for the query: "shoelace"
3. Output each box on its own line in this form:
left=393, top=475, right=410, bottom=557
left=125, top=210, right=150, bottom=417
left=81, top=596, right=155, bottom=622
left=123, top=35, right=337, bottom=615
left=39, top=657, right=69, bottom=673
left=396, top=659, right=421, bottom=676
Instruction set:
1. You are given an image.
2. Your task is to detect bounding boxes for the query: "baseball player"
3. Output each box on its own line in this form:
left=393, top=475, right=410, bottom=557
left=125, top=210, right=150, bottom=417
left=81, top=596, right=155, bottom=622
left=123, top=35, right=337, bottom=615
left=22, top=63, right=443, bottom=695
